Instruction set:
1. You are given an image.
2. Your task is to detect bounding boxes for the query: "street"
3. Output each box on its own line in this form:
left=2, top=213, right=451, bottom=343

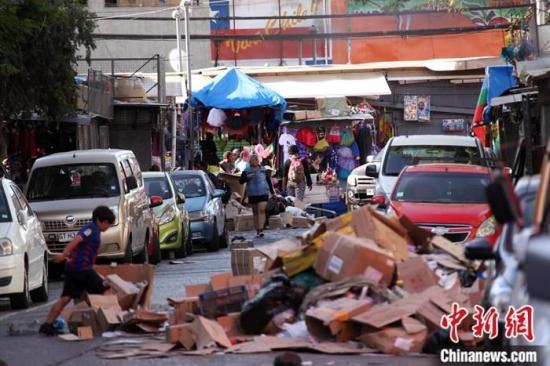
left=0, top=229, right=438, bottom=366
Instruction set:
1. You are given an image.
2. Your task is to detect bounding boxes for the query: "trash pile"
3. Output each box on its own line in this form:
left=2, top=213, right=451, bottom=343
left=57, top=205, right=485, bottom=359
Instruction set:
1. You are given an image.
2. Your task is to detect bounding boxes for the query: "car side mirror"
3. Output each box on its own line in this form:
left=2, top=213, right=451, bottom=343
left=212, top=189, right=224, bottom=198
left=365, top=164, right=378, bottom=178
left=177, top=193, right=186, bottom=204
left=125, top=176, right=138, bottom=191
left=150, top=195, right=163, bottom=208
left=525, top=235, right=550, bottom=301
left=366, top=155, right=375, bottom=163
left=485, top=178, right=518, bottom=224
left=464, top=238, right=495, bottom=260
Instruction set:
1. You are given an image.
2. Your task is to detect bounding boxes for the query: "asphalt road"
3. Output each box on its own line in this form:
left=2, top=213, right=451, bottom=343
left=0, top=228, right=438, bottom=366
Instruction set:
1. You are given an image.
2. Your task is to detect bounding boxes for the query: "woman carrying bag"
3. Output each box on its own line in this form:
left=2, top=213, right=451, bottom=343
left=239, top=154, right=275, bottom=238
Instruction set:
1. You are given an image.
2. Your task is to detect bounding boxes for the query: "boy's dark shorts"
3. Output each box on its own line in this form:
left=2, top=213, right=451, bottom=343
left=62, top=270, right=108, bottom=299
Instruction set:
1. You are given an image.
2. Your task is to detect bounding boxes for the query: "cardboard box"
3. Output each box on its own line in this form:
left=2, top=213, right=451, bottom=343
left=77, top=326, right=94, bottom=340
left=225, top=219, right=236, bottom=232
left=85, top=294, right=121, bottom=311
left=280, top=212, right=294, bottom=227
left=95, top=264, right=155, bottom=309
left=210, top=272, right=233, bottom=291
left=104, top=274, right=139, bottom=310
left=172, top=297, right=200, bottom=322
left=235, top=214, right=255, bottom=232
left=230, top=240, right=254, bottom=250
left=397, top=257, right=439, bottom=294
left=359, top=321, right=428, bottom=355
left=69, top=307, right=101, bottom=336
left=193, top=316, right=232, bottom=350
left=281, top=245, right=319, bottom=277
left=218, top=172, right=245, bottom=201
left=350, top=206, right=409, bottom=262
left=198, top=286, right=248, bottom=319
left=217, top=313, right=242, bottom=338
left=185, top=283, right=209, bottom=297
left=167, top=323, right=195, bottom=349
left=97, top=307, right=121, bottom=332
left=305, top=298, right=372, bottom=341
left=231, top=248, right=266, bottom=275
left=313, top=233, right=396, bottom=285
left=268, top=215, right=283, bottom=230
left=291, top=216, right=311, bottom=228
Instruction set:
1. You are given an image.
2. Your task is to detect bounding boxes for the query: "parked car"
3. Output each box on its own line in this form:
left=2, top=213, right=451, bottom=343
left=0, top=176, right=48, bottom=309
left=170, top=170, right=226, bottom=252
left=366, top=135, right=490, bottom=205
left=345, top=149, right=384, bottom=210
left=146, top=195, right=164, bottom=264
left=387, top=164, right=499, bottom=245
left=25, top=149, right=153, bottom=263
left=143, top=172, right=191, bottom=258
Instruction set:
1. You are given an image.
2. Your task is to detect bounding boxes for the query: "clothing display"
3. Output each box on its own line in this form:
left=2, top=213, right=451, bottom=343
left=278, top=132, right=296, bottom=163
left=206, top=108, right=227, bottom=127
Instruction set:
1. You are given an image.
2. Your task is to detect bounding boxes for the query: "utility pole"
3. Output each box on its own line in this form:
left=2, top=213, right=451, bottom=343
left=172, top=0, right=193, bottom=170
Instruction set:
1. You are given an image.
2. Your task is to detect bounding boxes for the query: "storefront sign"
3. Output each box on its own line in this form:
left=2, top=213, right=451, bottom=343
left=404, top=95, right=431, bottom=122
left=404, top=96, right=417, bottom=121
left=442, top=119, right=465, bottom=132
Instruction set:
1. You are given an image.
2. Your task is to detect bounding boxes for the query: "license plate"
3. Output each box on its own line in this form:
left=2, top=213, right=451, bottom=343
left=367, top=189, right=375, bottom=196
left=58, top=232, right=78, bottom=243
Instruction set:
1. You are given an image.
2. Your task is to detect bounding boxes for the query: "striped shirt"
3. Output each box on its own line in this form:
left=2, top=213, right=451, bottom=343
left=66, top=222, right=100, bottom=272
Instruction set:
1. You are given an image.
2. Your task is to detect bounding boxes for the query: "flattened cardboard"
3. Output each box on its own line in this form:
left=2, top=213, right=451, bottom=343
left=85, top=294, right=121, bottom=311
left=95, top=264, right=155, bottom=309
left=192, top=316, right=232, bottom=350
left=255, top=239, right=300, bottom=262
left=430, top=236, right=467, bottom=263
left=397, top=256, right=438, bottom=293
left=313, top=233, right=396, bottom=285
left=359, top=325, right=427, bottom=355
left=216, top=313, right=242, bottom=338
left=324, top=212, right=352, bottom=232
left=77, top=326, right=94, bottom=340
left=210, top=272, right=232, bottom=291
left=352, top=302, right=417, bottom=329
left=291, top=216, right=311, bottom=228
left=401, top=317, right=427, bottom=334
left=167, top=323, right=195, bottom=349
left=185, top=283, right=209, bottom=297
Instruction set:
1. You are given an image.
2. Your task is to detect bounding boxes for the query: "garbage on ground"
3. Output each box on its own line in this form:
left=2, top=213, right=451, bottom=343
left=88, top=205, right=490, bottom=359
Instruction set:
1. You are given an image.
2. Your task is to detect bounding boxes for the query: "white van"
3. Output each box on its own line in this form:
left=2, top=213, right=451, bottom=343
left=367, top=135, right=489, bottom=202
left=25, top=149, right=153, bottom=263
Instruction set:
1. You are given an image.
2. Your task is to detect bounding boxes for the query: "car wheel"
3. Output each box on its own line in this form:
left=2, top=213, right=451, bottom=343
left=123, top=237, right=133, bottom=264
left=220, top=226, right=229, bottom=249
left=30, top=256, right=49, bottom=303
left=10, top=266, right=30, bottom=309
left=134, top=233, right=149, bottom=264
left=175, top=225, right=188, bottom=258
left=207, top=223, right=220, bottom=252
left=185, top=224, right=193, bottom=256
left=149, top=234, right=162, bottom=265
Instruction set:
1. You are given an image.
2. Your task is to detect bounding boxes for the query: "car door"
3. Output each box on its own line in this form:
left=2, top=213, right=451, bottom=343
left=8, top=184, right=40, bottom=286
left=206, top=176, right=224, bottom=233
left=120, top=159, right=139, bottom=252
left=128, top=157, right=148, bottom=251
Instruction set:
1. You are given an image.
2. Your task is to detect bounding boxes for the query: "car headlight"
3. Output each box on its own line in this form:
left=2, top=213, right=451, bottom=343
left=347, top=175, right=357, bottom=187
left=159, top=207, right=176, bottom=225
left=477, top=216, right=497, bottom=237
left=0, top=238, right=13, bottom=256
left=189, top=210, right=209, bottom=221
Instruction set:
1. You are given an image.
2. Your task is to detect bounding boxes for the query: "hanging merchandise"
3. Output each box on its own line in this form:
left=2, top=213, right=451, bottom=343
left=226, top=111, right=249, bottom=129
left=296, top=127, right=317, bottom=147
left=278, top=129, right=296, bottom=163
left=313, top=138, right=330, bottom=152
left=255, top=144, right=273, bottom=160
left=206, top=108, right=227, bottom=127
left=340, top=127, right=355, bottom=146
left=326, top=125, right=341, bottom=144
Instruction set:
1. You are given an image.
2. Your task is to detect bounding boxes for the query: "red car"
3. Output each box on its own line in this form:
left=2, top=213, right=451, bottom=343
left=388, top=164, right=500, bottom=245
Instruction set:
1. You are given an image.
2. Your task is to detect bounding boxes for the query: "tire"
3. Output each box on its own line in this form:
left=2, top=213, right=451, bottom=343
left=134, top=233, right=149, bottom=264
left=185, top=224, right=193, bottom=256
left=175, top=225, right=188, bottom=258
left=220, top=226, right=229, bottom=249
left=10, top=266, right=30, bottom=309
left=30, top=256, right=49, bottom=303
left=123, top=237, right=133, bottom=264
left=207, top=223, right=220, bottom=252
left=149, top=235, right=161, bottom=265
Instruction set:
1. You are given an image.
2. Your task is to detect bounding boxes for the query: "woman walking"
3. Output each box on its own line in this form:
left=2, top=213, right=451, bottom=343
left=239, top=154, right=275, bottom=238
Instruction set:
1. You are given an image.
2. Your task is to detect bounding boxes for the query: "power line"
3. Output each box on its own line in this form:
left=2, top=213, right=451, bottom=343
left=92, top=23, right=511, bottom=41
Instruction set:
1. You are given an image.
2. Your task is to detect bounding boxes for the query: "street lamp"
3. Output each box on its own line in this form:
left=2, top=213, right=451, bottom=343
left=172, top=0, right=193, bottom=170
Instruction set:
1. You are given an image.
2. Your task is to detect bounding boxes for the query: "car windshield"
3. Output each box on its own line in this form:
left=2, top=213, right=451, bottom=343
left=171, top=175, right=206, bottom=198
left=0, top=185, right=11, bottom=222
left=27, top=163, right=120, bottom=201
left=144, top=177, right=173, bottom=200
left=393, top=172, right=490, bottom=204
left=383, top=145, right=482, bottom=176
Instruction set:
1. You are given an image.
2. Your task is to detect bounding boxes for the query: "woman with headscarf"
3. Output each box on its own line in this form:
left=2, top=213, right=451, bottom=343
left=239, top=154, right=274, bottom=238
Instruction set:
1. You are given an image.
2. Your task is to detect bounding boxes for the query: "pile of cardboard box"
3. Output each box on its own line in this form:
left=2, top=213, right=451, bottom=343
left=157, top=205, right=483, bottom=356
left=60, top=264, right=163, bottom=341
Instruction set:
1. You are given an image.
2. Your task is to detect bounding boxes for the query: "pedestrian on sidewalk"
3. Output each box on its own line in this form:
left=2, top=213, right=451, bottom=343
left=39, top=206, right=115, bottom=336
left=283, top=145, right=312, bottom=201
left=239, top=154, right=274, bottom=238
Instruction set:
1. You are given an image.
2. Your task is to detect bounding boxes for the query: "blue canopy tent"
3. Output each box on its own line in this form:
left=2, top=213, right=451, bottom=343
left=191, top=68, right=287, bottom=123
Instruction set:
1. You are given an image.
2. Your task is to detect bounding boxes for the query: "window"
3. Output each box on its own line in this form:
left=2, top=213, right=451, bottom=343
left=393, top=172, right=490, bottom=204
left=171, top=175, right=207, bottom=198
left=143, top=177, right=173, bottom=200
left=383, top=145, right=482, bottom=176
left=27, top=163, right=120, bottom=201
left=11, top=185, right=33, bottom=217
left=0, top=185, right=12, bottom=223
left=129, top=158, right=143, bottom=187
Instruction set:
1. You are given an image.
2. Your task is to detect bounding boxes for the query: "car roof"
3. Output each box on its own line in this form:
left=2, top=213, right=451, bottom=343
left=31, top=149, right=134, bottom=169
left=142, top=171, right=168, bottom=179
left=402, top=163, right=491, bottom=174
left=170, top=170, right=206, bottom=177
left=390, top=135, right=478, bottom=147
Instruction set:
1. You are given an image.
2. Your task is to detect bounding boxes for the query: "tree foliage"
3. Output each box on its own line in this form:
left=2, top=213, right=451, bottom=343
left=0, top=0, right=95, bottom=120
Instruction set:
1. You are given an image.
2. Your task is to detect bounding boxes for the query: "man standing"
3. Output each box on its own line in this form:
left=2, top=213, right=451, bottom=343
left=283, top=145, right=312, bottom=201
